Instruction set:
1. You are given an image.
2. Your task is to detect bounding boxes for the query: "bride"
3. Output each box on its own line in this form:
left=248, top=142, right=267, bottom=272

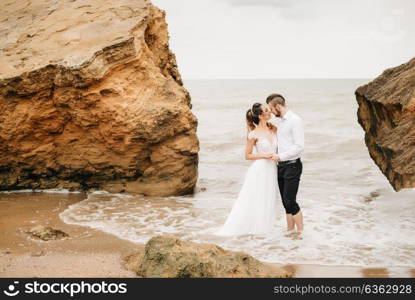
left=215, top=102, right=281, bottom=236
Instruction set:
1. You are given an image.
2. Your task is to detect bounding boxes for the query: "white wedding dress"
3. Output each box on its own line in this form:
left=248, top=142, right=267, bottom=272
left=215, top=129, right=281, bottom=236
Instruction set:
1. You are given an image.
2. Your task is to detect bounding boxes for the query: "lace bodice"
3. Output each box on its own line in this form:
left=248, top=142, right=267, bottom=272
left=248, top=130, right=277, bottom=154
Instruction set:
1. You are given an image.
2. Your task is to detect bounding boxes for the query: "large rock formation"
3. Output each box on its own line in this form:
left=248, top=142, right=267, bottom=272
left=126, top=235, right=291, bottom=278
left=355, top=58, right=415, bottom=191
left=0, top=0, right=199, bottom=196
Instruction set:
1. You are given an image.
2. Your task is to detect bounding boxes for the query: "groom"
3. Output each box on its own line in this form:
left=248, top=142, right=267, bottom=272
left=266, top=94, right=305, bottom=233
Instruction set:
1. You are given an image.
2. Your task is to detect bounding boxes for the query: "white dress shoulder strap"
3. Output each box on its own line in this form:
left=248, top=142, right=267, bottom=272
left=248, top=130, right=257, bottom=140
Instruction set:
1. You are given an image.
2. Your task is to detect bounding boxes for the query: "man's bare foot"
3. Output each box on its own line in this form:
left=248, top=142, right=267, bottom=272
left=291, top=232, right=303, bottom=240
left=292, top=210, right=304, bottom=231
left=284, top=229, right=296, bottom=237
left=286, top=214, right=295, bottom=230
left=286, top=231, right=303, bottom=240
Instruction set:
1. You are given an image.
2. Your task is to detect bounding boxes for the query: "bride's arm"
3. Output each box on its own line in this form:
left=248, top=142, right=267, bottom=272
left=245, top=137, right=273, bottom=160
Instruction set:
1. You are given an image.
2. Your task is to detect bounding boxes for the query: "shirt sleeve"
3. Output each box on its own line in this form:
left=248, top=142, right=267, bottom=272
left=278, top=117, right=305, bottom=161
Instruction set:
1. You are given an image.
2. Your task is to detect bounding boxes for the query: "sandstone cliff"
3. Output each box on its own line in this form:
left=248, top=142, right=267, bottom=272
left=355, top=58, right=415, bottom=191
left=0, top=0, right=199, bottom=196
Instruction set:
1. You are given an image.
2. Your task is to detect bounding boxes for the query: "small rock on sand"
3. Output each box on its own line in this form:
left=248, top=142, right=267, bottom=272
left=26, top=225, right=69, bottom=241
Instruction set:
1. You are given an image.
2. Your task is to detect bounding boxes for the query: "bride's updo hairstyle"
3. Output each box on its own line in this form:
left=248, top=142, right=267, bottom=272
left=246, top=102, right=263, bottom=131
left=246, top=109, right=255, bottom=131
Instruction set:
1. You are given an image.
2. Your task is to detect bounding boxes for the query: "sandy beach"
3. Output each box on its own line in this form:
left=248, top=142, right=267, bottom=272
left=0, top=191, right=413, bottom=278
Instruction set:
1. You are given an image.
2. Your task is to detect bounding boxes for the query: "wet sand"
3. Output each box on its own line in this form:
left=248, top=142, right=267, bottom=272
left=0, top=191, right=413, bottom=278
left=0, top=192, right=142, bottom=277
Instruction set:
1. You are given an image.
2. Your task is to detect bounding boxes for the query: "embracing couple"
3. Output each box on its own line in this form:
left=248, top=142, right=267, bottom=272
left=216, top=93, right=305, bottom=237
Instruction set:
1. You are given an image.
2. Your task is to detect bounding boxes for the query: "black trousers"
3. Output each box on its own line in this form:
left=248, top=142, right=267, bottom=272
left=277, top=158, right=302, bottom=215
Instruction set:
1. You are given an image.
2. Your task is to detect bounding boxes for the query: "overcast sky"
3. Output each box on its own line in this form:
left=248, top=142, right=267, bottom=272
left=152, top=0, right=414, bottom=79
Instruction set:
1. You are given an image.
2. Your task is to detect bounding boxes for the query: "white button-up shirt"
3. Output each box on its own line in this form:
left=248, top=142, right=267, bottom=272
left=269, top=110, right=304, bottom=161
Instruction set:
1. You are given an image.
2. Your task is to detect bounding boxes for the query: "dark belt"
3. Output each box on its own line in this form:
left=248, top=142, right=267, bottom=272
left=278, top=158, right=301, bottom=166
